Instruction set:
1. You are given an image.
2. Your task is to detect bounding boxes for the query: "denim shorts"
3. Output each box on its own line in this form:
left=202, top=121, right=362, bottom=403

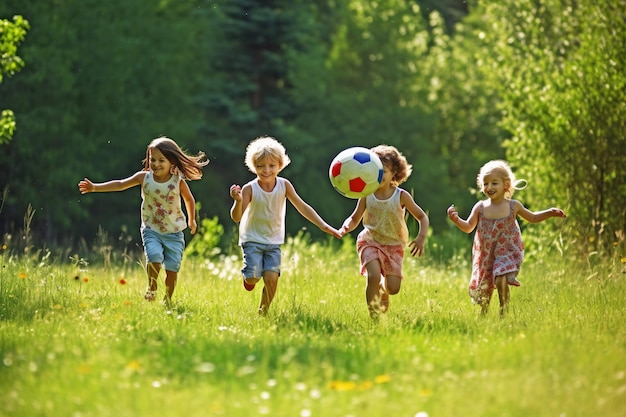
left=141, top=227, right=185, bottom=272
left=241, top=241, right=281, bottom=279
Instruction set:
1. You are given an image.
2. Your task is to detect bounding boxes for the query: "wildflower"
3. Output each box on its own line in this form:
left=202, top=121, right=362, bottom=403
left=83, top=277, right=89, bottom=283
left=126, top=360, right=141, bottom=371
left=418, top=388, right=432, bottom=397
left=119, top=278, right=127, bottom=285
left=19, top=272, right=27, bottom=279
left=374, top=374, right=391, bottom=384
left=621, top=257, right=626, bottom=264
left=328, top=380, right=357, bottom=391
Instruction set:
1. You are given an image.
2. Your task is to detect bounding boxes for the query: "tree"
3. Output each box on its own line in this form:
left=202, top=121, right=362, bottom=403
left=0, top=1, right=207, bottom=245
left=0, top=15, right=28, bottom=144
left=480, top=0, right=626, bottom=254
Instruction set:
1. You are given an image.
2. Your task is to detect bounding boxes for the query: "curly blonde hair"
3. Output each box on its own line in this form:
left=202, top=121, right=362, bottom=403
left=245, top=136, right=291, bottom=173
left=371, top=145, right=412, bottom=185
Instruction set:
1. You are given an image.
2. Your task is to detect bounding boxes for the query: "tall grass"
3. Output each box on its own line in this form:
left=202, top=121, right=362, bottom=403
left=0, top=235, right=624, bottom=417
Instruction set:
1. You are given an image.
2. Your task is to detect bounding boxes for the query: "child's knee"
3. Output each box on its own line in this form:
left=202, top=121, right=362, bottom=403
left=385, top=276, right=402, bottom=294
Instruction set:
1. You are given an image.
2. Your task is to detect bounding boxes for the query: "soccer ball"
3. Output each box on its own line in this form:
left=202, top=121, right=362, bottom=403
left=329, top=147, right=384, bottom=199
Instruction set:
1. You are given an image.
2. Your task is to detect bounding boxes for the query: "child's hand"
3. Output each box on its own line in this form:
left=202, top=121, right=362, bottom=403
left=229, top=184, right=242, bottom=201
left=408, top=237, right=425, bottom=257
left=189, top=219, right=197, bottom=234
left=323, top=225, right=342, bottom=239
left=551, top=208, right=567, bottom=218
left=447, top=204, right=459, bottom=222
left=78, top=178, right=94, bottom=194
left=340, top=219, right=353, bottom=236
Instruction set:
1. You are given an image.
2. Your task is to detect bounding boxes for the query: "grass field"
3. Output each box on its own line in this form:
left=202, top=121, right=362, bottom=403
left=1, top=235, right=624, bottom=417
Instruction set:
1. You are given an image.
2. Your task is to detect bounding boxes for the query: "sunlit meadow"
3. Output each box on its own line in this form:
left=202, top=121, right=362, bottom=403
left=1, top=234, right=624, bottom=417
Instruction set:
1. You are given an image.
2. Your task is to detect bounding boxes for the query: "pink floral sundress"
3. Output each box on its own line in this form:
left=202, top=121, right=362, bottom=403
left=469, top=200, right=524, bottom=305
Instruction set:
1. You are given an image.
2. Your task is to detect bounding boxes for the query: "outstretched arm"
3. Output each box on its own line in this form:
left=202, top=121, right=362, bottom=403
left=514, top=200, right=566, bottom=223
left=78, top=171, right=145, bottom=194
left=285, top=180, right=341, bottom=238
left=447, top=202, right=480, bottom=234
left=340, top=198, right=366, bottom=237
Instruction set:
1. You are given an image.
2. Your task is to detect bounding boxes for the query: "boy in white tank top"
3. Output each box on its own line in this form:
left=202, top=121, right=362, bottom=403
left=229, top=136, right=341, bottom=315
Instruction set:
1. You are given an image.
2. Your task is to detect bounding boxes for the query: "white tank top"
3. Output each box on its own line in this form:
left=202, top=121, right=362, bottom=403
left=239, top=177, right=287, bottom=245
left=141, top=171, right=187, bottom=234
left=360, top=187, right=408, bottom=246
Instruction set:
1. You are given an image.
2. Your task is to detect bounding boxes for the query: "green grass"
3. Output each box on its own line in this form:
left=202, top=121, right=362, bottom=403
left=1, top=238, right=624, bottom=417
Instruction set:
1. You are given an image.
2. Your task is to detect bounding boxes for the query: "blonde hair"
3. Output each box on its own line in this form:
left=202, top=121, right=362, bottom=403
left=245, top=136, right=291, bottom=173
left=371, top=144, right=412, bottom=185
left=477, top=160, right=527, bottom=198
left=143, top=136, right=208, bottom=180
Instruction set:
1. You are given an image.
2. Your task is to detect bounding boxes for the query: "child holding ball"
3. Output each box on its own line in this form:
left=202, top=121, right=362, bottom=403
left=229, top=136, right=341, bottom=315
left=339, top=145, right=429, bottom=318
left=447, top=160, right=566, bottom=316
left=78, top=136, right=208, bottom=305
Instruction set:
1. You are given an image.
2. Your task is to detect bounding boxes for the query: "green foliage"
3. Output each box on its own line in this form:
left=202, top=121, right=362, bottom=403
left=0, top=15, right=27, bottom=83
left=0, top=14, right=28, bottom=145
left=1, top=238, right=624, bottom=417
left=418, top=10, right=508, bottom=228
left=3, top=0, right=621, bottom=266
left=0, top=0, right=207, bottom=241
left=477, top=0, right=626, bottom=255
left=184, top=216, right=225, bottom=258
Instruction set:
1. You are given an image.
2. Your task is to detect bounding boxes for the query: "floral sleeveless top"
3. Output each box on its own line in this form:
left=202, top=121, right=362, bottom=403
left=141, top=171, right=187, bottom=234
left=469, top=200, right=524, bottom=304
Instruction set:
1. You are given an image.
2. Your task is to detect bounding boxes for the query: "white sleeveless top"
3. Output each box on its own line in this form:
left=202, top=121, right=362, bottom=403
left=359, top=187, right=408, bottom=246
left=239, top=177, right=287, bottom=245
left=141, top=171, right=187, bottom=234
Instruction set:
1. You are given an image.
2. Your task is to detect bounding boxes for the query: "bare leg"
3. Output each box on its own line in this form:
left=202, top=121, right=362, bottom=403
left=259, top=271, right=279, bottom=315
left=163, top=270, right=178, bottom=306
left=480, top=293, right=491, bottom=315
left=145, top=262, right=161, bottom=301
left=495, top=275, right=510, bottom=317
left=365, top=260, right=383, bottom=317
left=380, top=275, right=401, bottom=313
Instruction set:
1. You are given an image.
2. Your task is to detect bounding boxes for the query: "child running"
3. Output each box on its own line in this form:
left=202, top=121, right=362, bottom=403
left=447, top=160, right=566, bottom=316
left=229, top=136, right=341, bottom=315
left=78, top=136, right=208, bottom=305
left=339, top=145, right=429, bottom=318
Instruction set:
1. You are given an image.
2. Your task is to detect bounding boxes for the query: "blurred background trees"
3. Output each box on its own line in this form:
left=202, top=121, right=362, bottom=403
left=0, top=0, right=623, bottom=257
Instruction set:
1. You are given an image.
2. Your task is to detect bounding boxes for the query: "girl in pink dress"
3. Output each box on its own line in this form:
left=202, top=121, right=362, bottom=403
left=447, top=160, right=566, bottom=316
left=340, top=145, right=429, bottom=318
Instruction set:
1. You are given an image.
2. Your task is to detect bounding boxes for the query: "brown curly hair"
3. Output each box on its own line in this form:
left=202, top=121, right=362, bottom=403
left=371, top=145, right=412, bottom=185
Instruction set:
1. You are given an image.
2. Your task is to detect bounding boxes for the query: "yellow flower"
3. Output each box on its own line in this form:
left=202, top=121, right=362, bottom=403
left=126, top=360, right=141, bottom=371
left=77, top=365, right=90, bottom=375
left=374, top=374, right=391, bottom=384
left=19, top=272, right=27, bottom=279
left=418, top=388, right=433, bottom=397
left=328, top=381, right=357, bottom=391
